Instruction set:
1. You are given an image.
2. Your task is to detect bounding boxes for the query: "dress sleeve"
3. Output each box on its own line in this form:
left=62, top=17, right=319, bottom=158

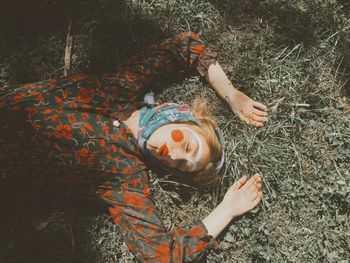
left=96, top=169, right=218, bottom=262
left=101, top=31, right=217, bottom=100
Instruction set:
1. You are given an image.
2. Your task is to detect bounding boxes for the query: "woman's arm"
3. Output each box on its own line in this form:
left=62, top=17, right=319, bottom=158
left=203, top=174, right=263, bottom=238
left=98, top=164, right=262, bottom=261
left=102, top=32, right=217, bottom=101
left=206, top=63, right=268, bottom=127
left=98, top=167, right=218, bottom=262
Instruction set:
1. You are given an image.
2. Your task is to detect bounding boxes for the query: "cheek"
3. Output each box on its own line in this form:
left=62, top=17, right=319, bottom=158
left=171, top=130, right=184, bottom=143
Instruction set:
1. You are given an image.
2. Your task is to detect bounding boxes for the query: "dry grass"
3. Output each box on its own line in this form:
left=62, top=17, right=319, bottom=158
left=0, top=0, right=349, bottom=262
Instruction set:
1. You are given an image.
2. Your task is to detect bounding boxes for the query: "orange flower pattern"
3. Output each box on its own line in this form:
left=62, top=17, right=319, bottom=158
left=0, top=32, right=218, bottom=262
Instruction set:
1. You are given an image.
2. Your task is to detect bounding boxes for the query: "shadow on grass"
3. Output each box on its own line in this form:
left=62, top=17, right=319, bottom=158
left=0, top=176, right=108, bottom=263
left=211, top=0, right=315, bottom=46
left=0, top=1, right=164, bottom=262
left=0, top=0, right=165, bottom=83
left=211, top=0, right=350, bottom=97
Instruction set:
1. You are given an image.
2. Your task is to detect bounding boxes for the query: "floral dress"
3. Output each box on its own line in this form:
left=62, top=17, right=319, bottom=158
left=0, top=32, right=218, bottom=262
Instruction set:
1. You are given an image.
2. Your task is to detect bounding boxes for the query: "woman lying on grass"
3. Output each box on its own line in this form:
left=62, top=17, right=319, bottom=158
left=0, top=32, right=267, bottom=262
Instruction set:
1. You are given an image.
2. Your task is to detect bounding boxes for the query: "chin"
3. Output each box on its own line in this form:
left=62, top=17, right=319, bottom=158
left=159, top=158, right=171, bottom=167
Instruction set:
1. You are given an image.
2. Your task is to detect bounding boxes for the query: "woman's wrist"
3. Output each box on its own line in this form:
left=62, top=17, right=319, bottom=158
left=202, top=201, right=235, bottom=238
left=224, top=88, right=240, bottom=107
left=218, top=200, right=237, bottom=220
left=206, top=63, right=242, bottom=107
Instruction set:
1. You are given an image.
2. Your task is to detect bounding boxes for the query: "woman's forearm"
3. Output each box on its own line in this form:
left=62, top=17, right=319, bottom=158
left=206, top=62, right=240, bottom=103
left=202, top=202, right=234, bottom=238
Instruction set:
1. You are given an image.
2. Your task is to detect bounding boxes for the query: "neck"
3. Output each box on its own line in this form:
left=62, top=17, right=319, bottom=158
left=124, top=109, right=140, bottom=139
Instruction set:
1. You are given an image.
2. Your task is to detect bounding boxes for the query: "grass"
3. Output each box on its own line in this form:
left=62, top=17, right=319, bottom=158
left=0, top=0, right=349, bottom=262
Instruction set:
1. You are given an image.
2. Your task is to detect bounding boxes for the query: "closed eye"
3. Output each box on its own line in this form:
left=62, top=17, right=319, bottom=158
left=185, top=141, right=189, bottom=153
left=186, top=141, right=196, bottom=160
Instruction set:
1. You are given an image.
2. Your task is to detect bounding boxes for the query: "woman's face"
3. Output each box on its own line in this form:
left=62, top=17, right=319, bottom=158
left=146, top=123, right=211, bottom=172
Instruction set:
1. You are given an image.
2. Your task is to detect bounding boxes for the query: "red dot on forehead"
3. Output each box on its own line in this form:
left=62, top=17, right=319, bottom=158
left=171, top=129, right=184, bottom=142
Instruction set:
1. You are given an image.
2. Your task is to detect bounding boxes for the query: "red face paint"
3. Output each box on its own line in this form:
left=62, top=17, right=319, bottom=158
left=159, top=143, right=169, bottom=156
left=171, top=129, right=184, bottom=142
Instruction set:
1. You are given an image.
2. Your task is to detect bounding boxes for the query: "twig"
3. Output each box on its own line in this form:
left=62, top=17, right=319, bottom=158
left=157, top=179, right=199, bottom=190
left=331, top=158, right=343, bottom=178
left=63, top=19, right=73, bottom=77
left=289, top=103, right=310, bottom=107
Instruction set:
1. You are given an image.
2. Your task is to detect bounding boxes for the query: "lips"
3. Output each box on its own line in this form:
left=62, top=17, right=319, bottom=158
left=158, top=143, right=169, bottom=156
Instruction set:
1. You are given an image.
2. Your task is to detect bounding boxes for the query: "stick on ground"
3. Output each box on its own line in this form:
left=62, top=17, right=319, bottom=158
left=63, top=19, right=73, bottom=77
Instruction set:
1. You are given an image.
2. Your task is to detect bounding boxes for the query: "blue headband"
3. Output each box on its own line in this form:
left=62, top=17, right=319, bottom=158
left=137, top=92, right=225, bottom=174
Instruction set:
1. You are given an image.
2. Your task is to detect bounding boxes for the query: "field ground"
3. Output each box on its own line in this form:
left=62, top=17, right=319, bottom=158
left=0, top=0, right=349, bottom=262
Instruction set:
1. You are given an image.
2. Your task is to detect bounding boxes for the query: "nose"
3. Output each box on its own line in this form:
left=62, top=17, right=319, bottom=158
left=170, top=147, right=186, bottom=160
left=170, top=148, right=179, bottom=160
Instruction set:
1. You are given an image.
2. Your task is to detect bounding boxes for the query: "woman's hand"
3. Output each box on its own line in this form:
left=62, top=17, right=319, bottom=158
left=206, top=63, right=268, bottom=127
left=227, top=90, right=268, bottom=127
left=222, top=174, right=263, bottom=219
left=202, top=174, right=263, bottom=238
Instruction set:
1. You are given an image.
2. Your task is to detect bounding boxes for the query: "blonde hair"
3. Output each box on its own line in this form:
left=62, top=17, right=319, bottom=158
left=188, top=96, right=224, bottom=188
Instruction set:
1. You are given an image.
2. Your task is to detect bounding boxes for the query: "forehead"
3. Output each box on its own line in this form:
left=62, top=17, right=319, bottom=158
left=180, top=123, right=201, bottom=136
left=180, top=126, right=200, bottom=141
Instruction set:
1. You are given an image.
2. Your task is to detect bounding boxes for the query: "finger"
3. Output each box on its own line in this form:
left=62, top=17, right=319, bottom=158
left=247, top=178, right=259, bottom=191
left=252, top=179, right=263, bottom=193
left=231, top=176, right=244, bottom=190
left=244, top=119, right=252, bottom=125
left=251, top=115, right=268, bottom=123
left=250, top=190, right=258, bottom=200
left=238, top=113, right=251, bottom=125
left=251, top=121, right=264, bottom=127
left=240, top=113, right=265, bottom=127
left=253, top=101, right=268, bottom=111
left=244, top=174, right=260, bottom=189
left=253, top=109, right=268, bottom=117
left=255, top=182, right=262, bottom=190
left=249, top=173, right=261, bottom=182
left=253, top=191, right=263, bottom=205
left=254, top=176, right=262, bottom=184
left=233, top=175, right=248, bottom=190
left=248, top=180, right=259, bottom=193
left=251, top=174, right=262, bottom=185
left=237, top=175, right=248, bottom=189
